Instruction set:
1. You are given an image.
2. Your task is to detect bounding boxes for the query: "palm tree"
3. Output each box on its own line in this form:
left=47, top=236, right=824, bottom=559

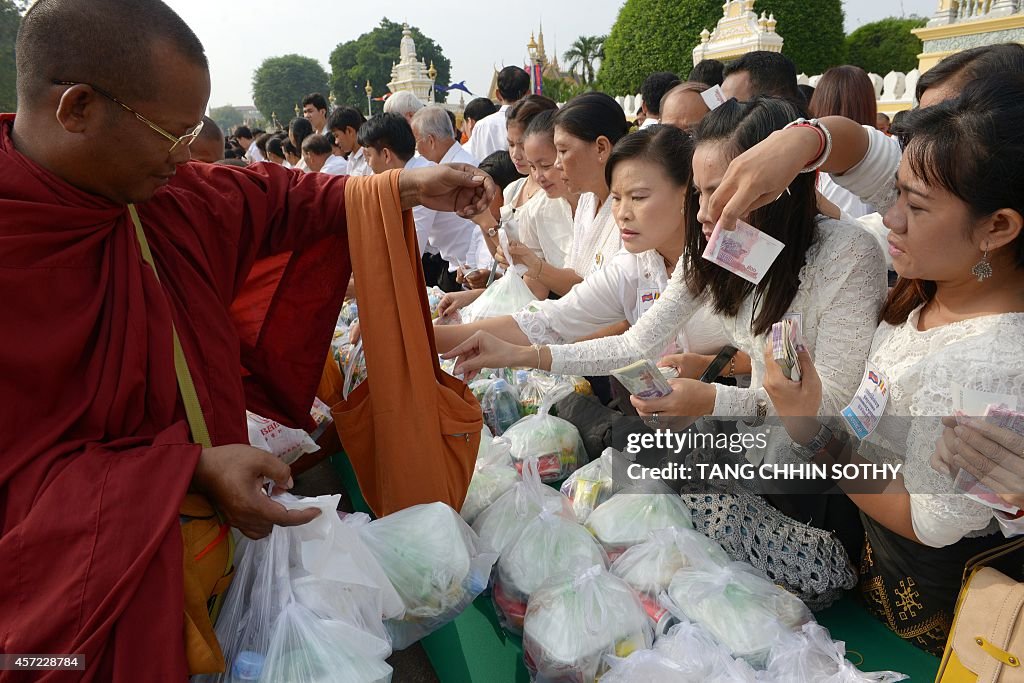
left=564, top=35, right=606, bottom=86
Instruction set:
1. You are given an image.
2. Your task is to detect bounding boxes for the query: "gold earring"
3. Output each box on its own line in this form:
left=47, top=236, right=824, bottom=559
left=971, top=245, right=993, bottom=282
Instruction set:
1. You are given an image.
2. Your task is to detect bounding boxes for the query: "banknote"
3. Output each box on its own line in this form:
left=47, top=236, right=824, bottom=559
left=701, top=219, right=785, bottom=285
left=770, top=318, right=802, bottom=382
left=954, top=404, right=1024, bottom=514
left=612, top=359, right=674, bottom=399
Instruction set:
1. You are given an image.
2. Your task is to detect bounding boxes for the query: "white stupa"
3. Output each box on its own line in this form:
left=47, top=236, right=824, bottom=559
left=387, top=24, right=437, bottom=103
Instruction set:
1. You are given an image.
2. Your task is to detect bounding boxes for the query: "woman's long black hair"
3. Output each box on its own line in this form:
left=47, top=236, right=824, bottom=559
left=684, top=97, right=819, bottom=336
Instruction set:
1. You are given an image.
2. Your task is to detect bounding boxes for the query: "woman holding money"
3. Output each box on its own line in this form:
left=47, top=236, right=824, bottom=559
left=760, top=75, right=1024, bottom=653
left=443, top=97, right=885, bottom=428
left=434, top=124, right=732, bottom=373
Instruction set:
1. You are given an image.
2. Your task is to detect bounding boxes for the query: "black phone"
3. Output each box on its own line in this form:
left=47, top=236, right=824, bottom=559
left=698, top=345, right=739, bottom=383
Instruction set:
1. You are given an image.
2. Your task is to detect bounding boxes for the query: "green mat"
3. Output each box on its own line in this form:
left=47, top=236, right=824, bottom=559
left=330, top=453, right=940, bottom=682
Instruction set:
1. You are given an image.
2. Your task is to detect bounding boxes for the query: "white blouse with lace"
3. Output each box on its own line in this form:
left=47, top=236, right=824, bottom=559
left=547, top=218, right=888, bottom=419
left=859, top=308, right=1024, bottom=548
left=833, top=126, right=902, bottom=214
left=512, top=248, right=730, bottom=354
left=567, top=192, right=622, bottom=278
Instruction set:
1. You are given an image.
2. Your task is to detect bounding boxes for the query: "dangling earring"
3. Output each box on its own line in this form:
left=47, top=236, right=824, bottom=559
left=971, top=245, right=993, bottom=282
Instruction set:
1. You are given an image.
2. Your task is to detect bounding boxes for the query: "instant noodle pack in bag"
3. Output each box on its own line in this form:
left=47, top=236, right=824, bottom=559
left=667, top=561, right=813, bottom=668
left=493, top=509, right=607, bottom=634
left=585, top=492, right=694, bottom=561
left=359, top=502, right=498, bottom=650
left=472, top=458, right=574, bottom=556
left=461, top=434, right=520, bottom=525
left=609, top=527, right=729, bottom=632
left=523, top=565, right=653, bottom=682
left=503, top=386, right=584, bottom=483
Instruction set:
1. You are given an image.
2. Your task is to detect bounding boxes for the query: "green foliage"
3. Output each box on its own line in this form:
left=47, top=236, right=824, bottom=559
left=329, top=19, right=450, bottom=115
left=209, top=105, right=245, bottom=133
left=542, top=76, right=590, bottom=103
left=0, top=0, right=21, bottom=112
left=755, top=0, right=846, bottom=74
left=846, top=17, right=927, bottom=76
left=599, top=0, right=722, bottom=94
left=251, top=54, right=329, bottom=123
left=563, top=35, right=606, bottom=85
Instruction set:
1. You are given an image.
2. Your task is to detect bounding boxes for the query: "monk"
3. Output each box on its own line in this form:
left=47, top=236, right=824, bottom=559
left=0, top=0, right=495, bottom=680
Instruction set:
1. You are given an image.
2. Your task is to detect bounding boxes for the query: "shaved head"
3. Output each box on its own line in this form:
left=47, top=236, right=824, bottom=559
left=190, top=116, right=225, bottom=163
left=16, top=0, right=208, bottom=106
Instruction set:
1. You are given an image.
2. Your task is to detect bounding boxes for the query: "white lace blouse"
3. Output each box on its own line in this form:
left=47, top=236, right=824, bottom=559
left=547, top=218, right=888, bottom=419
left=512, top=248, right=730, bottom=355
left=859, top=308, right=1024, bottom=548
left=833, top=126, right=902, bottom=214
left=567, top=192, right=622, bottom=278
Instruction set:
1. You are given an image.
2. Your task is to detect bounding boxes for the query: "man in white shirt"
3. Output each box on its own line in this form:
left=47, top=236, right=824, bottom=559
left=233, top=125, right=264, bottom=163
left=411, top=105, right=478, bottom=167
left=461, top=97, right=497, bottom=143
left=638, top=71, right=679, bottom=129
left=358, top=113, right=475, bottom=290
left=301, top=134, right=346, bottom=175
left=301, top=93, right=330, bottom=136
left=466, top=66, right=530, bottom=161
left=327, top=106, right=372, bottom=176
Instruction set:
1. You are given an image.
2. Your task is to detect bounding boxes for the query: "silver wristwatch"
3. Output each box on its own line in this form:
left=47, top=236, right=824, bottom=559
left=792, top=422, right=834, bottom=460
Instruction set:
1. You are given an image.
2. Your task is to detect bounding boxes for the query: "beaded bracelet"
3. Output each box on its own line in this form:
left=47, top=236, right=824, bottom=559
left=783, top=118, right=833, bottom=174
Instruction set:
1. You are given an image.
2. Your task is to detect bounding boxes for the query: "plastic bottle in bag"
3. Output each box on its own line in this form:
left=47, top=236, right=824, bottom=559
left=480, top=378, right=523, bottom=436
left=228, top=651, right=264, bottom=682
left=503, top=386, right=584, bottom=483
left=559, top=448, right=620, bottom=523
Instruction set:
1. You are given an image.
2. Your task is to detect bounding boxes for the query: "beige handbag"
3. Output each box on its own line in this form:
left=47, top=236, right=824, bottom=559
left=936, top=537, right=1024, bottom=683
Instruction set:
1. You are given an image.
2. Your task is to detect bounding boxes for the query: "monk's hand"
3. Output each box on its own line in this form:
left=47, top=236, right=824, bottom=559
left=192, top=444, right=320, bottom=539
left=399, top=163, right=497, bottom=218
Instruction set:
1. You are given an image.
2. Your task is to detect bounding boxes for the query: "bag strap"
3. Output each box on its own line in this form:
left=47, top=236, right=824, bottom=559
left=962, top=535, right=1024, bottom=584
left=128, top=205, right=213, bottom=449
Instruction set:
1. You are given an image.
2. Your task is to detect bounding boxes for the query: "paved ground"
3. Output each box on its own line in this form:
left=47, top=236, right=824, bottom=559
left=293, top=460, right=441, bottom=683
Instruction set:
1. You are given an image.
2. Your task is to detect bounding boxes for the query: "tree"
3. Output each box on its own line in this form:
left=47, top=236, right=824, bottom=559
left=599, top=0, right=723, bottom=94
left=846, top=17, right=927, bottom=76
left=329, top=19, right=450, bottom=115
left=759, top=0, right=846, bottom=74
left=251, top=54, right=329, bottom=123
left=0, top=0, right=22, bottom=113
left=209, top=104, right=245, bottom=133
left=563, top=35, right=606, bottom=85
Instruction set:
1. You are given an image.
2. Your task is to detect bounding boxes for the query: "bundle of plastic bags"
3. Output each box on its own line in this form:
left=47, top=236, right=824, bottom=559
left=359, top=502, right=498, bottom=650
left=585, top=493, right=693, bottom=561
left=667, top=562, right=813, bottom=668
left=472, top=458, right=574, bottom=556
left=559, top=448, right=624, bottom=523
left=199, top=495, right=395, bottom=683
left=503, top=387, right=584, bottom=483
left=493, top=509, right=607, bottom=633
left=610, top=527, right=729, bottom=631
left=471, top=377, right=523, bottom=436
left=765, top=623, right=908, bottom=682
left=460, top=433, right=519, bottom=525
left=523, top=565, right=653, bottom=682
left=460, top=234, right=537, bottom=323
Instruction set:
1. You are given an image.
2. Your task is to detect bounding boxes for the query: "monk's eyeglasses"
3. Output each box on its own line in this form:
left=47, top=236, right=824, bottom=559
left=52, top=80, right=204, bottom=154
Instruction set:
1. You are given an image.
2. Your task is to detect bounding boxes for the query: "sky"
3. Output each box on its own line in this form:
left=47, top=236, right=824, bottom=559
left=161, top=0, right=938, bottom=110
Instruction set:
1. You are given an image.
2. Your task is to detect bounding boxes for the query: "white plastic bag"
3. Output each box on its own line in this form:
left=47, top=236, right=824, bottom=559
left=523, top=565, right=653, bottom=682
left=766, top=622, right=908, bottom=682
left=560, top=448, right=622, bottom=523
left=359, top=502, right=498, bottom=650
left=503, top=387, right=584, bottom=483
left=461, top=436, right=519, bottom=525
left=652, top=618, right=755, bottom=680
left=260, top=602, right=393, bottom=683
left=493, top=510, right=607, bottom=633
left=460, top=232, right=537, bottom=323
left=585, top=493, right=694, bottom=561
left=600, top=649, right=698, bottom=682
left=246, top=412, right=320, bottom=465
left=667, top=562, right=813, bottom=668
left=472, top=377, right=524, bottom=436
left=472, top=458, right=574, bottom=556
left=610, top=527, right=729, bottom=629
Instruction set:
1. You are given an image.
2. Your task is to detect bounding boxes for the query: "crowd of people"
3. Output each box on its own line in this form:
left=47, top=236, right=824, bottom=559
left=2, top=0, right=1024, bottom=678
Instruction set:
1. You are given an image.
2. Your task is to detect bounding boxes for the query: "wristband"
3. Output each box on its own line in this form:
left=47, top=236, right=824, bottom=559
left=783, top=118, right=833, bottom=173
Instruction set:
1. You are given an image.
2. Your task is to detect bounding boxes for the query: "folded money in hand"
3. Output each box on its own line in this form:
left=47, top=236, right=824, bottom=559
left=611, top=359, right=674, bottom=399
left=770, top=318, right=803, bottom=382
left=701, top=218, right=785, bottom=285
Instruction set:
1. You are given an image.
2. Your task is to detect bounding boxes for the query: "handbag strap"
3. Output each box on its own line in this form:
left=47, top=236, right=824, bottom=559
left=962, top=535, right=1024, bottom=584
left=128, top=205, right=213, bottom=449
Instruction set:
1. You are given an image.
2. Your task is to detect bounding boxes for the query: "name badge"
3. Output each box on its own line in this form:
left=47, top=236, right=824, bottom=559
left=841, top=362, right=889, bottom=439
left=637, top=288, right=661, bottom=318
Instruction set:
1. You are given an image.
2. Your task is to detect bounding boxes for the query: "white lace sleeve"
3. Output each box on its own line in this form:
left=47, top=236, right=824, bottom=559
left=548, top=259, right=700, bottom=375
left=714, top=220, right=886, bottom=419
left=833, top=126, right=901, bottom=215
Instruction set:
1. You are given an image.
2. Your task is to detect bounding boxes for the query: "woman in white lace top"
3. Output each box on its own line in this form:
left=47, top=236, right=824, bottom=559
left=760, top=75, right=1024, bottom=654
left=444, top=98, right=886, bottom=423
